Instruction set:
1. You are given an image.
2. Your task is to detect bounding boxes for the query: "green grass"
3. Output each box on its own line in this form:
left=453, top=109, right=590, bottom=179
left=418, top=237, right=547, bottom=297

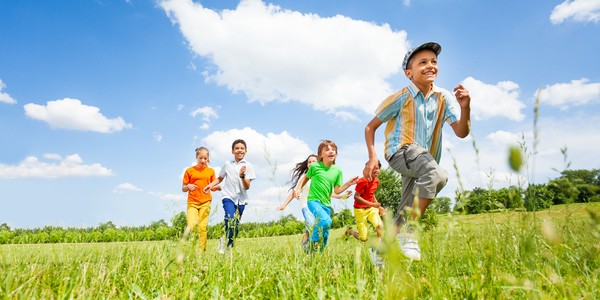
left=1, top=203, right=599, bottom=299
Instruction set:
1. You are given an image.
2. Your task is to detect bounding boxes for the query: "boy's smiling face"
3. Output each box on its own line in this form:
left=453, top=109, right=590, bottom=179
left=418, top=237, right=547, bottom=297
left=404, top=49, right=438, bottom=86
left=320, top=145, right=337, bottom=165
left=232, top=142, right=246, bottom=162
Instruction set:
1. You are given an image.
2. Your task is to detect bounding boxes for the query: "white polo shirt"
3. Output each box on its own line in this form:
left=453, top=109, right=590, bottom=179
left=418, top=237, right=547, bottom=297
left=218, top=159, right=256, bottom=205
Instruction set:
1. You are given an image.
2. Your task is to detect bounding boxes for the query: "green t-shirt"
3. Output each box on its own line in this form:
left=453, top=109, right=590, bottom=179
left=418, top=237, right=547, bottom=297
left=306, top=161, right=343, bottom=207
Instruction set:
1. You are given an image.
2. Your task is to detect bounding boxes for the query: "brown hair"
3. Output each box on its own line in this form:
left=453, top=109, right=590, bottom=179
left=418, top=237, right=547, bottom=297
left=317, top=140, right=337, bottom=164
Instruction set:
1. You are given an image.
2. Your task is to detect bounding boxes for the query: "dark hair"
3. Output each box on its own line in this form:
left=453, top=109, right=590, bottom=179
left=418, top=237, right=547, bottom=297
left=317, top=140, right=337, bottom=164
left=289, top=154, right=317, bottom=190
left=231, top=139, right=247, bottom=150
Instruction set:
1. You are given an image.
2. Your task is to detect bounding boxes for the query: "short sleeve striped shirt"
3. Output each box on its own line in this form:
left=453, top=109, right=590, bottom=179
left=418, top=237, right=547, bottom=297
left=375, top=82, right=460, bottom=163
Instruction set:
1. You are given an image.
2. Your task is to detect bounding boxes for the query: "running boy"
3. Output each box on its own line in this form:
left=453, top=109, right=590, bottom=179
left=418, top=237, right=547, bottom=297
left=363, top=42, right=471, bottom=261
left=182, top=147, right=217, bottom=252
left=204, top=139, right=256, bottom=252
left=294, top=140, right=358, bottom=252
left=345, top=160, right=384, bottom=242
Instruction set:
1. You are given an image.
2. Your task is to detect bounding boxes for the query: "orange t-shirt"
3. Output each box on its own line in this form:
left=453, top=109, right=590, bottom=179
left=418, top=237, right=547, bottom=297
left=183, top=166, right=216, bottom=205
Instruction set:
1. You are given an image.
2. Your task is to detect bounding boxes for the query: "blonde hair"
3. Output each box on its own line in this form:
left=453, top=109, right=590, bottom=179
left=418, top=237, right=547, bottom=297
left=195, top=147, right=210, bottom=162
left=317, top=140, right=337, bottom=164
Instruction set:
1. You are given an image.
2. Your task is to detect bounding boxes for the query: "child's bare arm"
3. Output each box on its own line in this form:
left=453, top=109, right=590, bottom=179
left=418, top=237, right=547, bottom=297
left=451, top=84, right=471, bottom=138
left=276, top=190, right=296, bottom=211
left=203, top=176, right=223, bottom=193
left=364, top=117, right=383, bottom=181
left=334, top=176, right=359, bottom=195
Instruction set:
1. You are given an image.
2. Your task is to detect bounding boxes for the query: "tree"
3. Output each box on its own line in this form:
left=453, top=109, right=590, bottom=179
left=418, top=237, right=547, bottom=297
left=171, top=212, right=187, bottom=238
left=375, top=167, right=403, bottom=216
left=548, top=178, right=579, bottom=205
left=524, top=183, right=554, bottom=211
left=430, top=196, right=452, bottom=214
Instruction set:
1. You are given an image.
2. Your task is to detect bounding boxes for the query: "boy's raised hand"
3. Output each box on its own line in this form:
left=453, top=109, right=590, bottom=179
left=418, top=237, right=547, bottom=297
left=453, top=84, right=471, bottom=109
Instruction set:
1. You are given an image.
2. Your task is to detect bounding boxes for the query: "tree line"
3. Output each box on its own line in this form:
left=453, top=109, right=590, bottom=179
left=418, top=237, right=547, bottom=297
left=1, top=168, right=597, bottom=245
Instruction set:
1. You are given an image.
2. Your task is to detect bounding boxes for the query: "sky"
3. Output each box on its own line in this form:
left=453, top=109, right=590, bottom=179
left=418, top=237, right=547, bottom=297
left=1, top=0, right=599, bottom=229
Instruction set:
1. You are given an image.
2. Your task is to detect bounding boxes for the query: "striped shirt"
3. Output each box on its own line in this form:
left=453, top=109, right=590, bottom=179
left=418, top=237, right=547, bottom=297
left=375, top=82, right=460, bottom=163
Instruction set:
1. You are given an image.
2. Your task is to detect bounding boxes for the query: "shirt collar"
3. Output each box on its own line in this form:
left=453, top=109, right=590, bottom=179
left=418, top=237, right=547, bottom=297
left=408, top=82, right=439, bottom=99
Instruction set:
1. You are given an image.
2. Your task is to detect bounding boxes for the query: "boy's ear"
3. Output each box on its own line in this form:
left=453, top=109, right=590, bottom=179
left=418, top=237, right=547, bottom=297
left=404, top=69, right=412, bottom=79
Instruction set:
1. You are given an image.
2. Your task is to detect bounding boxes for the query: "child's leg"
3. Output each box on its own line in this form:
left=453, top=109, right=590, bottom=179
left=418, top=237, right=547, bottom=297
left=197, top=201, right=211, bottom=251
left=307, top=201, right=332, bottom=247
left=222, top=198, right=236, bottom=247
left=366, top=207, right=384, bottom=240
left=301, top=207, right=315, bottom=242
left=388, top=145, right=447, bottom=229
left=232, top=204, right=246, bottom=246
left=354, top=208, right=369, bottom=241
left=186, top=204, right=200, bottom=236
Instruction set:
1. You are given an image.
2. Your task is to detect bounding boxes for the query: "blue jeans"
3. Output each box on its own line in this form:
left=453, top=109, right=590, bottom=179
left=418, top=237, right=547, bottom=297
left=307, top=200, right=332, bottom=248
left=222, top=198, right=245, bottom=247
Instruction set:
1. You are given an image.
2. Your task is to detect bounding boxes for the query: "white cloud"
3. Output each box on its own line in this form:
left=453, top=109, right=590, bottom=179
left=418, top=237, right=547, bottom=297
left=153, top=132, right=163, bottom=142
left=461, top=77, right=526, bottom=121
left=0, top=80, right=17, bottom=104
left=550, top=0, right=600, bottom=24
left=486, top=130, right=523, bottom=146
left=23, top=98, right=132, bottom=133
left=149, top=191, right=186, bottom=202
left=537, top=78, right=600, bottom=109
left=0, top=154, right=114, bottom=179
left=113, top=182, right=143, bottom=193
left=190, top=106, right=218, bottom=129
left=160, top=0, right=408, bottom=114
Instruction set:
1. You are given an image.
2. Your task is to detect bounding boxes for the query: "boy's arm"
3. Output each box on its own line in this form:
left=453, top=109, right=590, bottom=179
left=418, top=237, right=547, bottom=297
left=364, top=116, right=383, bottom=181
left=203, top=176, right=223, bottom=193
left=334, top=176, right=359, bottom=195
left=450, top=84, right=471, bottom=138
left=353, top=192, right=380, bottom=208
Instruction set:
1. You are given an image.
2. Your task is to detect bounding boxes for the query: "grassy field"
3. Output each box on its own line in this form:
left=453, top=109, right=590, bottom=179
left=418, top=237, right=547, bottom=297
left=1, top=202, right=599, bottom=299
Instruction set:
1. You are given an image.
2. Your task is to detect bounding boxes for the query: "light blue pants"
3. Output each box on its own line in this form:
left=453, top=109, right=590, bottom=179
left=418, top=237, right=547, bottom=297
left=307, top=200, right=332, bottom=248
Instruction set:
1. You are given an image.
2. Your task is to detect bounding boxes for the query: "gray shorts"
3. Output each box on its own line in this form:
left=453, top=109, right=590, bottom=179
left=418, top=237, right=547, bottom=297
left=387, top=144, right=448, bottom=226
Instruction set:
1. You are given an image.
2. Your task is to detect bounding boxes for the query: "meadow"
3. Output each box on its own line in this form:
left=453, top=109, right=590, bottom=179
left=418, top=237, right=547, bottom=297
left=1, top=202, right=599, bottom=299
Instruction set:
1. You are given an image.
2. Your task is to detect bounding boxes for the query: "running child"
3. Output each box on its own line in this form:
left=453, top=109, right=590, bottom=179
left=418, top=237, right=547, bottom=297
left=277, top=154, right=352, bottom=249
left=182, top=147, right=217, bottom=252
left=294, top=140, right=358, bottom=252
left=204, top=139, right=256, bottom=253
left=363, top=42, right=471, bottom=260
left=345, top=160, right=384, bottom=242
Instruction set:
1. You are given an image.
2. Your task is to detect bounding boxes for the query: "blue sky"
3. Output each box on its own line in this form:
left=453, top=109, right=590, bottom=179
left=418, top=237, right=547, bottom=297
left=1, top=0, right=599, bottom=229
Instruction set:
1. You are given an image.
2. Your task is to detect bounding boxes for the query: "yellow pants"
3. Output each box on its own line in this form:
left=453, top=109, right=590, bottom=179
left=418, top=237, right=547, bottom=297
left=354, top=207, right=383, bottom=241
left=187, top=201, right=211, bottom=251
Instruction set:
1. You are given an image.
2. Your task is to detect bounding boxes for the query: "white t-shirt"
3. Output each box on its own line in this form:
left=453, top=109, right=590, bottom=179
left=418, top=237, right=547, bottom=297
left=218, top=159, right=256, bottom=205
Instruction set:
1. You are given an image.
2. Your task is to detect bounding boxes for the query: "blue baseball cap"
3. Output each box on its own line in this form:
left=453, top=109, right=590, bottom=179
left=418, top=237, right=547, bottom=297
left=402, top=42, right=442, bottom=71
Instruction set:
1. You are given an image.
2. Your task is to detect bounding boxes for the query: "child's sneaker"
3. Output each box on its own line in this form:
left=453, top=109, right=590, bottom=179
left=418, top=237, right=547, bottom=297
left=368, top=247, right=384, bottom=268
left=396, top=233, right=421, bottom=261
left=218, top=237, right=226, bottom=254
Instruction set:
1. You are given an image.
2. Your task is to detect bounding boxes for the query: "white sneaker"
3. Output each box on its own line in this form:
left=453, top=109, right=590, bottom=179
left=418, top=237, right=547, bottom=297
left=218, top=237, right=225, bottom=254
left=396, top=233, right=421, bottom=261
left=368, top=247, right=384, bottom=268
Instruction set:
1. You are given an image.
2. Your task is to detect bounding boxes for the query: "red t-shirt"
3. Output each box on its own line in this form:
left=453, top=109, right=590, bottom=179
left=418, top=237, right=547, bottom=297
left=353, top=177, right=379, bottom=209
